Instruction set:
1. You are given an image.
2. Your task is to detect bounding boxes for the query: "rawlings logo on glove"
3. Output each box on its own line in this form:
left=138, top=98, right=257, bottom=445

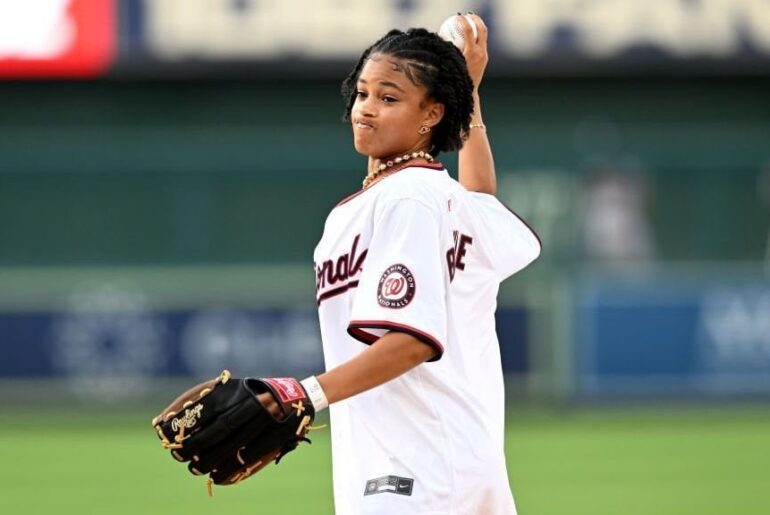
left=151, top=370, right=320, bottom=495
left=170, top=404, right=204, bottom=432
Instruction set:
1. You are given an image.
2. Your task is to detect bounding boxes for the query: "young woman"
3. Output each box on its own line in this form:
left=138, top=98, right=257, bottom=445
left=284, top=15, right=539, bottom=514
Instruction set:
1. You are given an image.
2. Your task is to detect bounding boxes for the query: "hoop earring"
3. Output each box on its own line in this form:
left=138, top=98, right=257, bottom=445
left=418, top=125, right=431, bottom=135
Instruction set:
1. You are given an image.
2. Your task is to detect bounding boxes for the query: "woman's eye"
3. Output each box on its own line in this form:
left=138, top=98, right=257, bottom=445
left=356, top=91, right=367, bottom=99
left=382, top=96, right=397, bottom=103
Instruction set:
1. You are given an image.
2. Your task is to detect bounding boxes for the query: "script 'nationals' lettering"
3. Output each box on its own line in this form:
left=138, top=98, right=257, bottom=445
left=316, top=234, right=368, bottom=293
left=316, top=229, right=475, bottom=305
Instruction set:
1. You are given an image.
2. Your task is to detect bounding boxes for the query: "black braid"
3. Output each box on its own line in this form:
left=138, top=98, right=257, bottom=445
left=341, top=28, right=474, bottom=156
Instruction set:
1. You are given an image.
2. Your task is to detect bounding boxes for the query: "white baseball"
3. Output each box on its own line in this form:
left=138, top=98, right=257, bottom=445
left=438, top=14, right=478, bottom=51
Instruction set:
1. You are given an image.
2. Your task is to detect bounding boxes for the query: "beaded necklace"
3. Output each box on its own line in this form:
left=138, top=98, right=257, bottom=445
left=362, top=150, right=434, bottom=189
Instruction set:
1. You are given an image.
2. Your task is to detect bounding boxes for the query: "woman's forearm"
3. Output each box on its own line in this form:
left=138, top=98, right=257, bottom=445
left=459, top=91, right=496, bottom=195
left=316, top=331, right=437, bottom=404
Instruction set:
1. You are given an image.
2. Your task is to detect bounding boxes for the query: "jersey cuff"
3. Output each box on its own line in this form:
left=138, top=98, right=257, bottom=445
left=347, top=320, right=444, bottom=362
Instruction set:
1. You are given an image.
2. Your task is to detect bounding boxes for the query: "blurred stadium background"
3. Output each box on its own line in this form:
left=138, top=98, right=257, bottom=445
left=1, top=1, right=770, bottom=514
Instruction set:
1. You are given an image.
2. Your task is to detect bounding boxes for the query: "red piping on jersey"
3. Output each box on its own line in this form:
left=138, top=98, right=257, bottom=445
left=347, top=320, right=444, bottom=362
left=333, top=162, right=445, bottom=209
left=316, top=280, right=359, bottom=305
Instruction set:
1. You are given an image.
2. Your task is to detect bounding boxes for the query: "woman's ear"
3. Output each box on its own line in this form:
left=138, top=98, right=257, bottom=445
left=424, top=102, right=445, bottom=129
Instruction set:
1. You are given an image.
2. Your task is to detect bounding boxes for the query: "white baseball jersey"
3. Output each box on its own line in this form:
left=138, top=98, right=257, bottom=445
left=313, top=163, right=540, bottom=515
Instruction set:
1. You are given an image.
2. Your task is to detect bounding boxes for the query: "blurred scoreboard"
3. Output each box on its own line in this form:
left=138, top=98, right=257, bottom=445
left=2, top=0, right=770, bottom=79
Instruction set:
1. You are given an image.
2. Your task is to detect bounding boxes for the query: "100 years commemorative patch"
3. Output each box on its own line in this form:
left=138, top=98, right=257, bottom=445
left=377, top=264, right=415, bottom=308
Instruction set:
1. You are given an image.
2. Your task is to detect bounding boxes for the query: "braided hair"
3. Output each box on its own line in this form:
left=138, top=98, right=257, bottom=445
left=341, top=28, right=474, bottom=156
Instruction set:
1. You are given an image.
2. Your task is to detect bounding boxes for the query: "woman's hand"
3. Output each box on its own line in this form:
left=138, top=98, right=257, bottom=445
left=257, top=391, right=284, bottom=418
left=458, top=13, right=489, bottom=92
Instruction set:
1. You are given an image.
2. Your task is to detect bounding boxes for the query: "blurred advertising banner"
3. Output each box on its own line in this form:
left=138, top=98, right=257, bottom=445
left=575, top=275, right=770, bottom=397
left=0, top=279, right=529, bottom=401
left=0, top=0, right=116, bottom=78
left=3, top=0, right=769, bottom=78
left=127, top=0, right=770, bottom=75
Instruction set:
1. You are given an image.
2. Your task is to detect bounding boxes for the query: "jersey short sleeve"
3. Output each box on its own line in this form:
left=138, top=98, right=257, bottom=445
left=466, top=191, right=541, bottom=280
left=348, top=197, right=447, bottom=361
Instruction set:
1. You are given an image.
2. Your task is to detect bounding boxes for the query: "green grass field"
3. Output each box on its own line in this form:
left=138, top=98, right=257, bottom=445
left=1, top=407, right=768, bottom=514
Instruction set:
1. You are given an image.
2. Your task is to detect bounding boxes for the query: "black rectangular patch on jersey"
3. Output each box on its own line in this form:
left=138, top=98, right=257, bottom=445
left=363, top=475, right=414, bottom=497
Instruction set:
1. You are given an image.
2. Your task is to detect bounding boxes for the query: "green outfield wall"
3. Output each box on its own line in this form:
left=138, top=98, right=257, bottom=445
left=0, top=78, right=768, bottom=266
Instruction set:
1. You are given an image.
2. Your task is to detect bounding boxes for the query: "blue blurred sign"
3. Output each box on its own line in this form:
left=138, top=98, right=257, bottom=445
left=575, top=277, right=770, bottom=397
left=0, top=307, right=323, bottom=379
left=0, top=305, right=528, bottom=379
